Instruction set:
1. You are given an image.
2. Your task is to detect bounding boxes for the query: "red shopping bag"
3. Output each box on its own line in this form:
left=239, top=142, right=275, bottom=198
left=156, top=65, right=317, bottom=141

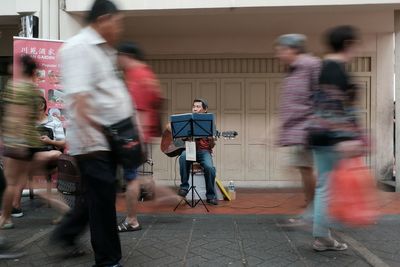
left=329, top=157, right=379, bottom=227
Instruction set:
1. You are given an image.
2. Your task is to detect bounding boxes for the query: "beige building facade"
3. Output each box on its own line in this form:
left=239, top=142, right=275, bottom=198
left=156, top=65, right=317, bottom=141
left=0, top=0, right=399, bottom=188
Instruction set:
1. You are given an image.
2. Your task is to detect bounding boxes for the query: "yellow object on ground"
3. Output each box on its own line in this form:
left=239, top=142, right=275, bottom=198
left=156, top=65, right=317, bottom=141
left=216, top=178, right=231, bottom=201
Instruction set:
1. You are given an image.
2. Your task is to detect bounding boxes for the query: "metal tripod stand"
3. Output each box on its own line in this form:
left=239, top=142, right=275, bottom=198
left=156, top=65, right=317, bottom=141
left=174, top=160, right=209, bottom=212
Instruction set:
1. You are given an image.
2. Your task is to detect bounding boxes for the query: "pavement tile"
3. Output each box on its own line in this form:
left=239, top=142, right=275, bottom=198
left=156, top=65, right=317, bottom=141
left=196, top=258, right=244, bottom=267
left=1, top=198, right=400, bottom=267
left=190, top=247, right=225, bottom=260
left=135, top=255, right=182, bottom=267
left=244, top=255, right=268, bottom=266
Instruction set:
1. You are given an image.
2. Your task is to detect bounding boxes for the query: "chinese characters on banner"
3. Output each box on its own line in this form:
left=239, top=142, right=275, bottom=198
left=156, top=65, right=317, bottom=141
left=13, top=37, right=65, bottom=125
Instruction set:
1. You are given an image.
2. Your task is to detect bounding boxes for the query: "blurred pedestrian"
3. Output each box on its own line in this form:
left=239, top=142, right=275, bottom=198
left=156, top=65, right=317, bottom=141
left=12, top=95, right=68, bottom=219
left=0, top=55, right=42, bottom=229
left=0, top=162, right=24, bottom=259
left=50, top=0, right=131, bottom=266
left=309, top=25, right=362, bottom=251
left=275, top=34, right=319, bottom=209
left=117, top=42, right=163, bottom=232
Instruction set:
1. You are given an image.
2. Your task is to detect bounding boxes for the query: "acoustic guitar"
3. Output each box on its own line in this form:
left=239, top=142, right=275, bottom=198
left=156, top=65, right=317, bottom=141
left=160, top=128, right=238, bottom=157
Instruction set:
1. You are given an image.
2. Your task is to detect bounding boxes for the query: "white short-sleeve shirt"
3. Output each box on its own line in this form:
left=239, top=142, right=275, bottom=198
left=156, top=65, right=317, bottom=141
left=41, top=116, right=65, bottom=141
left=60, top=26, right=133, bottom=155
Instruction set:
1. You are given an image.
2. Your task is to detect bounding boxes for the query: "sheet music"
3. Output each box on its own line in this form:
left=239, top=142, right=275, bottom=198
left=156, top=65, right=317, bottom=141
left=185, top=141, right=196, bottom=161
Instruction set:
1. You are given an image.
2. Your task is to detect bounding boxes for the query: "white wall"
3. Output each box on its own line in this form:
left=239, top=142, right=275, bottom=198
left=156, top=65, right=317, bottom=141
left=64, top=0, right=400, bottom=12
left=0, top=0, right=41, bottom=15
left=59, top=12, right=84, bottom=40
left=38, top=0, right=60, bottom=40
left=376, top=33, right=395, bottom=179
left=0, top=0, right=17, bottom=15
left=131, top=34, right=377, bottom=57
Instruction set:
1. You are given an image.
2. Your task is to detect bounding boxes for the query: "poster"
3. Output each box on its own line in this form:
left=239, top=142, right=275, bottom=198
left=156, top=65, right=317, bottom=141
left=13, top=37, right=65, bottom=125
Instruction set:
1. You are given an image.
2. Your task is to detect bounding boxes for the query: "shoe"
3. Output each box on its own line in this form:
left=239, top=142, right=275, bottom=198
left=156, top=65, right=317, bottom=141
left=276, top=218, right=307, bottom=228
left=206, top=198, right=218, bottom=205
left=11, top=208, right=23, bottom=218
left=51, top=215, right=64, bottom=225
left=313, top=239, right=348, bottom=252
left=117, top=221, right=142, bottom=233
left=0, top=223, right=14, bottom=230
left=178, top=188, right=188, bottom=197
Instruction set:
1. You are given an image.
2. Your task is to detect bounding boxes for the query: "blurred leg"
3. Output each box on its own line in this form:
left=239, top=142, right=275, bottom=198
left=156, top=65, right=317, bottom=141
left=31, top=151, right=69, bottom=214
left=312, top=146, right=339, bottom=238
left=125, top=179, right=140, bottom=226
left=11, top=183, right=25, bottom=210
left=299, top=167, right=316, bottom=205
left=179, top=151, right=191, bottom=190
left=197, top=151, right=216, bottom=200
left=0, top=158, right=31, bottom=227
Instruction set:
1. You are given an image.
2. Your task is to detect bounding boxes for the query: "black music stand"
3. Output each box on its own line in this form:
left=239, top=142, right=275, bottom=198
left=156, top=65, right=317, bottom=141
left=172, top=113, right=215, bottom=212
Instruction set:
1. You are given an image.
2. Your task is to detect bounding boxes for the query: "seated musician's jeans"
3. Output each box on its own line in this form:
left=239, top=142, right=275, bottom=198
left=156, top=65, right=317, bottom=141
left=179, top=150, right=216, bottom=200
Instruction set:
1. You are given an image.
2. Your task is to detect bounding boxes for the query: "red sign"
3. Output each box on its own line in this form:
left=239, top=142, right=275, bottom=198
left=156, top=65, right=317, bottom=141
left=13, top=37, right=65, bottom=123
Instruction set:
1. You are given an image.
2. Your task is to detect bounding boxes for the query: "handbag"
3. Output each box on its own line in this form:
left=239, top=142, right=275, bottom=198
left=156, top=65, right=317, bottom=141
left=102, top=117, right=147, bottom=169
left=57, top=154, right=81, bottom=195
left=36, top=125, right=56, bottom=151
left=56, top=154, right=81, bottom=208
left=328, top=157, right=379, bottom=226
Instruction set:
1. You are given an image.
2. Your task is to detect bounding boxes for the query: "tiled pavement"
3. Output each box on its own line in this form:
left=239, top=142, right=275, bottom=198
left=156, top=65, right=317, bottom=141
left=0, top=198, right=399, bottom=267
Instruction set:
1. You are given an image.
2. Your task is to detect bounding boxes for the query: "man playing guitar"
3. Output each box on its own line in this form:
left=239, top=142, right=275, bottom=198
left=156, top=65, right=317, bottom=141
left=177, top=99, right=218, bottom=205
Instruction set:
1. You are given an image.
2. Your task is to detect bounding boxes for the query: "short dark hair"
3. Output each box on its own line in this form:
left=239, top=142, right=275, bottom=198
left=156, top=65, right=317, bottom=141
left=326, top=25, right=359, bottom=53
left=86, top=0, right=119, bottom=24
left=117, top=42, right=145, bottom=61
left=20, top=55, right=37, bottom=77
left=38, top=96, right=47, bottom=112
left=193, top=98, right=208, bottom=110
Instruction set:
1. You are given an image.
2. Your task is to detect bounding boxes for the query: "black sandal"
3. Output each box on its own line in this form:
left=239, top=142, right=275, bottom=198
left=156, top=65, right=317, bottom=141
left=117, top=221, right=142, bottom=232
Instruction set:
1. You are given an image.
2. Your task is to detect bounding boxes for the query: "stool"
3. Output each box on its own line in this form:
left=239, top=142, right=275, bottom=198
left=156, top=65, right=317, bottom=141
left=191, top=162, right=203, bottom=174
left=186, top=163, right=222, bottom=201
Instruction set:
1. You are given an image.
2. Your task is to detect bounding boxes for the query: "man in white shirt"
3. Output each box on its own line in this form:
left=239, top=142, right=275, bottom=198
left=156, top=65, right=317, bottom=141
left=50, top=1, right=132, bottom=266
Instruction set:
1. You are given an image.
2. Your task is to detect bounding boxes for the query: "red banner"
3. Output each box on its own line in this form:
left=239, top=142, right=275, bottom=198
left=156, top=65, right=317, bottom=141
left=13, top=37, right=65, bottom=124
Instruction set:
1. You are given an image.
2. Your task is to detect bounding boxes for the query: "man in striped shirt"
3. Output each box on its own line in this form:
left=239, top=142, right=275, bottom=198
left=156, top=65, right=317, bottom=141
left=275, top=34, right=320, bottom=206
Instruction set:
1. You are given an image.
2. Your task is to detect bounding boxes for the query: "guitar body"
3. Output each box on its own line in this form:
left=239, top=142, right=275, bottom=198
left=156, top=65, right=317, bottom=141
left=160, top=127, right=238, bottom=158
left=160, top=129, right=185, bottom=157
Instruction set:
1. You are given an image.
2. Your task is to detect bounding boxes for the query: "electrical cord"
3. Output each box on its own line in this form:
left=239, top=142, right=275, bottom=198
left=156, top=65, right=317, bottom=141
left=215, top=194, right=300, bottom=209
left=216, top=204, right=283, bottom=209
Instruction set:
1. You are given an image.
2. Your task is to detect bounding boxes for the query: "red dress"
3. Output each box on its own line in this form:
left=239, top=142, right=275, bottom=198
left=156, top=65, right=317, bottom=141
left=125, top=65, right=162, bottom=143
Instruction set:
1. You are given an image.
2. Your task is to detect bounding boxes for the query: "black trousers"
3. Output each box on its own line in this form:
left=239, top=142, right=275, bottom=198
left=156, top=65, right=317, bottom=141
left=52, top=152, right=121, bottom=266
left=0, top=164, right=5, bottom=206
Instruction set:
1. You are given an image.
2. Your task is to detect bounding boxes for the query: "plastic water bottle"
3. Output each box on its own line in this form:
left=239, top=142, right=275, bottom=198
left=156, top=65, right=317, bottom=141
left=228, top=181, right=236, bottom=200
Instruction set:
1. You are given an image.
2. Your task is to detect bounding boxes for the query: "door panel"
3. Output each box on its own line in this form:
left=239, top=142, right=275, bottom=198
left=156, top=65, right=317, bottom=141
left=172, top=80, right=195, bottom=112
left=221, top=79, right=245, bottom=180
left=154, top=79, right=172, bottom=180
left=153, top=70, right=371, bottom=186
left=222, top=80, right=244, bottom=112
